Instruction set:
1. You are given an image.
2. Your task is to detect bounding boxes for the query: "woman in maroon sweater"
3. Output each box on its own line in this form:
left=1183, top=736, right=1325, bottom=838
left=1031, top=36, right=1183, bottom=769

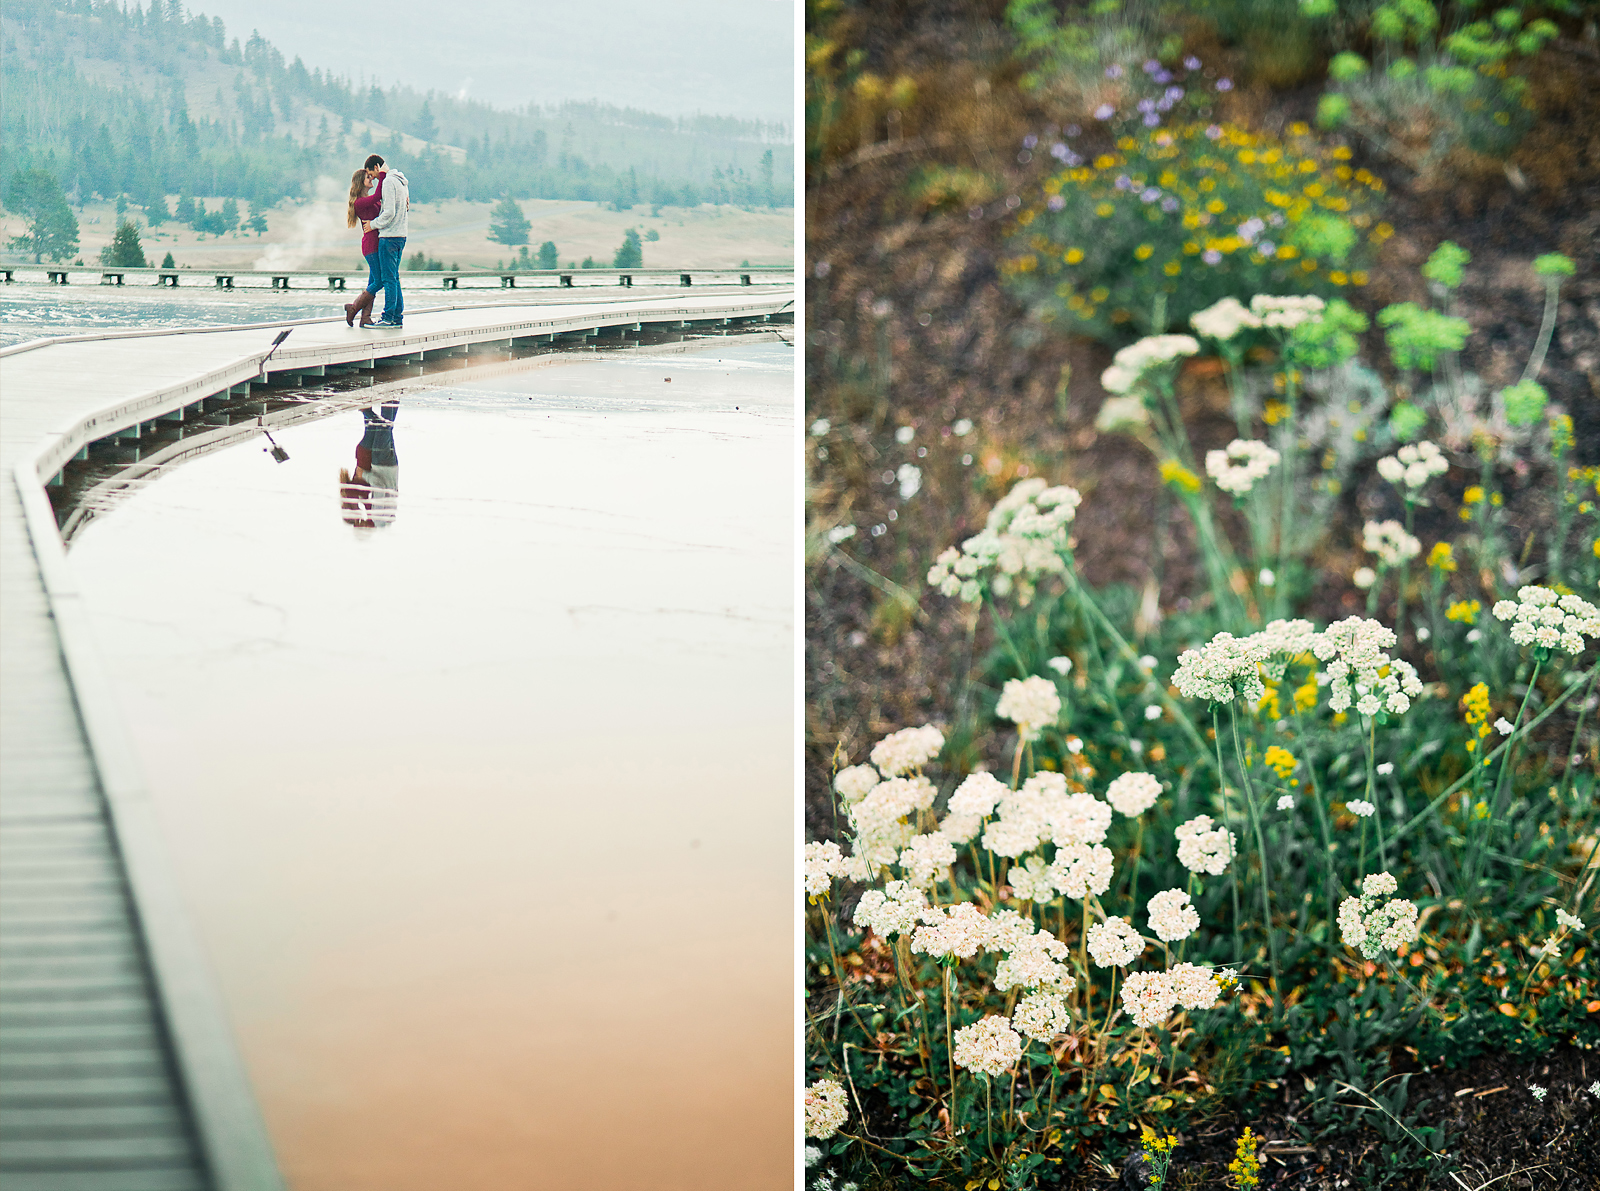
left=344, top=168, right=385, bottom=326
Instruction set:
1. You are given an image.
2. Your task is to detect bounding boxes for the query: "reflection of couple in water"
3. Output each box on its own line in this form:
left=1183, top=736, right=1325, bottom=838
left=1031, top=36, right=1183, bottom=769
left=339, top=403, right=400, bottom=528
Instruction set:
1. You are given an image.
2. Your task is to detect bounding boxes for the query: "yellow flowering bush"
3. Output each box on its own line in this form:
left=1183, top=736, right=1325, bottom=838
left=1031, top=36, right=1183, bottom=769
left=1002, top=121, right=1385, bottom=341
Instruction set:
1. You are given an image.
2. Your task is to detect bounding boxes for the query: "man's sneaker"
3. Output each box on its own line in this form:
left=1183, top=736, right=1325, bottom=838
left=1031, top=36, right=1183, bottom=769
left=378, top=319, right=403, bottom=328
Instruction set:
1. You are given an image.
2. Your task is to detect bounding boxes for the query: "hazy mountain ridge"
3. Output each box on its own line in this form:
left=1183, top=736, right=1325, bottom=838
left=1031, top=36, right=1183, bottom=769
left=1, top=0, right=794, bottom=213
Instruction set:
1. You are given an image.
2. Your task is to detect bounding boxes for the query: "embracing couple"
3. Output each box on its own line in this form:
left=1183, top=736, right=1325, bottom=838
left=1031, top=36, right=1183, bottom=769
left=344, top=154, right=410, bottom=328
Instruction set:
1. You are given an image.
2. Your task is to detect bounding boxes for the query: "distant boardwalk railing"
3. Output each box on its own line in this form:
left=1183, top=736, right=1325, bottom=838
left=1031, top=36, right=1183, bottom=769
left=0, top=263, right=794, bottom=291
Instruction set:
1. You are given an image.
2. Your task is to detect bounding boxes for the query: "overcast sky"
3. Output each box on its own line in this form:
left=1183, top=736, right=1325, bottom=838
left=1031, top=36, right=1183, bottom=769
left=184, top=0, right=794, bottom=125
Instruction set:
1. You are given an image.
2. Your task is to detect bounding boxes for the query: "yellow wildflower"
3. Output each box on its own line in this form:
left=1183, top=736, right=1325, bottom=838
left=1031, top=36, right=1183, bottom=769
left=1446, top=599, right=1480, bottom=624
left=1230, top=1128, right=1262, bottom=1189
left=1164, top=260, right=1182, bottom=275
left=1264, top=745, right=1297, bottom=779
left=1160, top=459, right=1202, bottom=493
left=1091, top=286, right=1110, bottom=302
left=1065, top=248, right=1084, bottom=264
left=1427, top=542, right=1456, bottom=573
left=1095, top=202, right=1115, bottom=217
left=1135, top=244, right=1155, bottom=261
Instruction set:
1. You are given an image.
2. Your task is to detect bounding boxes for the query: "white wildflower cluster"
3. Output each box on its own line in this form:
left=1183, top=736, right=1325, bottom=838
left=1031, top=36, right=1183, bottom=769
left=1337, top=870, right=1420, bottom=960
left=1176, top=815, right=1236, bottom=876
left=1347, top=800, right=1376, bottom=818
left=1206, top=439, right=1281, bottom=496
left=1100, top=334, right=1201, bottom=395
left=1051, top=842, right=1116, bottom=900
left=1250, top=294, right=1325, bottom=330
left=1312, top=617, right=1423, bottom=716
left=898, top=833, right=958, bottom=888
left=805, top=1079, right=849, bottom=1138
left=1106, top=772, right=1162, bottom=817
left=834, top=765, right=881, bottom=805
left=849, top=776, right=936, bottom=864
left=1120, top=970, right=1178, bottom=1028
left=1120, top=962, right=1227, bottom=1028
left=806, top=841, right=844, bottom=897
left=1147, top=888, right=1202, bottom=943
left=1277, top=795, right=1295, bottom=811
left=1087, top=916, right=1145, bottom=968
left=910, top=901, right=994, bottom=960
left=1190, top=296, right=1262, bottom=341
left=1556, top=909, right=1585, bottom=931
left=871, top=725, right=946, bottom=777
left=832, top=725, right=946, bottom=869
left=1529, top=1084, right=1547, bottom=1102
left=940, top=771, right=1008, bottom=844
left=853, top=880, right=929, bottom=938
left=993, top=928, right=1075, bottom=993
left=1173, top=632, right=1269, bottom=704
left=952, top=1015, right=1024, bottom=1077
left=975, top=773, right=1113, bottom=864
left=1012, top=990, right=1072, bottom=1042
left=996, top=675, right=1062, bottom=742
left=1492, top=585, right=1600, bottom=655
left=926, top=478, right=1081, bottom=604
left=1362, top=520, right=1422, bottom=568
left=1375, top=440, right=1448, bottom=492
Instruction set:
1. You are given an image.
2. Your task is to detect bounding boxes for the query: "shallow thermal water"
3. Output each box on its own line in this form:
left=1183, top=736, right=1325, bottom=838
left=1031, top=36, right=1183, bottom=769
left=69, top=340, right=794, bottom=1190
left=0, top=279, right=735, bottom=348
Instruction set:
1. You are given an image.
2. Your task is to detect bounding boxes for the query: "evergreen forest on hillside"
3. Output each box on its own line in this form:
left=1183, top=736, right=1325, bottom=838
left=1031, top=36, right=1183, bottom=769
left=0, top=0, right=794, bottom=222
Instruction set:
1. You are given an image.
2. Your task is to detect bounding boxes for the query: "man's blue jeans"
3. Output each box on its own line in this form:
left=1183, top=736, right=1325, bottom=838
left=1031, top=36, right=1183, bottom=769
left=376, top=237, right=406, bottom=324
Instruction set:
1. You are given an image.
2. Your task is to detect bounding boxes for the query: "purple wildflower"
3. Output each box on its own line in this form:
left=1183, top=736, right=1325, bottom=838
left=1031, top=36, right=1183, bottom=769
left=1166, top=86, right=1185, bottom=101
left=1047, top=195, right=1066, bottom=211
left=1051, top=143, right=1069, bottom=159
left=1064, top=151, right=1083, bottom=166
left=1238, top=217, right=1265, bottom=241
left=1143, top=59, right=1161, bottom=74
left=1184, top=56, right=1202, bottom=70
left=1154, top=70, right=1173, bottom=84
left=1114, top=175, right=1133, bottom=190
left=1216, top=77, right=1233, bottom=91
left=1023, top=135, right=1038, bottom=148
left=1094, top=104, right=1115, bottom=120
left=1205, top=124, right=1223, bottom=140
left=1143, top=112, right=1161, bottom=127
left=1257, top=240, right=1276, bottom=256
left=1161, top=196, right=1180, bottom=213
left=1106, top=64, right=1124, bottom=79
left=1203, top=249, right=1223, bottom=265
left=1138, top=98, right=1157, bottom=113
left=1141, top=187, right=1162, bottom=202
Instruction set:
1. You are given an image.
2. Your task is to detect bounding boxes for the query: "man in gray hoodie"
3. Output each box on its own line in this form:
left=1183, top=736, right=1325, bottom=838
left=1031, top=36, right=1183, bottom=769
left=364, top=153, right=410, bottom=327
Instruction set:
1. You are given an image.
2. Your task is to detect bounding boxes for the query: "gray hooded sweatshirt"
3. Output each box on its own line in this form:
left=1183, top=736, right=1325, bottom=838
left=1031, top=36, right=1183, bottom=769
left=369, top=169, right=410, bottom=239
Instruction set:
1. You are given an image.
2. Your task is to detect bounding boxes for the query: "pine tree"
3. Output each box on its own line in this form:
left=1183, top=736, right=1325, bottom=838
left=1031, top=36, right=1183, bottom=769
left=414, top=99, right=438, bottom=142
left=487, top=195, right=531, bottom=246
left=537, top=240, right=558, bottom=269
left=101, top=219, right=148, bottom=267
left=612, top=227, right=642, bottom=269
left=5, top=169, right=80, bottom=263
left=161, top=251, right=176, bottom=267
left=175, top=187, right=196, bottom=224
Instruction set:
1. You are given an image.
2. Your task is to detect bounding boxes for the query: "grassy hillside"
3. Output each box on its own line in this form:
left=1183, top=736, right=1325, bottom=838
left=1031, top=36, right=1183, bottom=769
left=1, top=0, right=794, bottom=215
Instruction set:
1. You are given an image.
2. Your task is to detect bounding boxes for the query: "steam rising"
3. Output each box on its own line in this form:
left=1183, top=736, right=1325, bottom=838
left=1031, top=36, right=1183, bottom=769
left=253, top=176, right=350, bottom=272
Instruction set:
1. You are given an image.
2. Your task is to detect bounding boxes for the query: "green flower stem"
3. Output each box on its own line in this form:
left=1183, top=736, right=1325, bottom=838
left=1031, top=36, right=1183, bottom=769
left=1274, top=365, right=1301, bottom=621
left=1488, top=657, right=1544, bottom=826
left=1388, top=659, right=1587, bottom=845
left=1067, top=570, right=1218, bottom=774
left=944, top=966, right=958, bottom=1137
left=1521, top=276, right=1561, bottom=385
left=1223, top=345, right=1251, bottom=439
left=985, top=595, right=1028, bottom=677
left=1396, top=502, right=1415, bottom=645
left=1127, top=817, right=1146, bottom=910
left=1214, top=707, right=1244, bottom=964
left=1551, top=450, right=1573, bottom=585
left=1080, top=900, right=1093, bottom=1024
left=1230, top=704, right=1279, bottom=998
left=1557, top=666, right=1599, bottom=803
left=1309, top=749, right=1339, bottom=934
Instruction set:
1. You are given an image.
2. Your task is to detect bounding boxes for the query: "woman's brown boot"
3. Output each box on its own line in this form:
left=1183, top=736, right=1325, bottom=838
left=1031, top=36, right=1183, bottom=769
left=344, top=290, right=367, bottom=326
left=356, top=290, right=377, bottom=327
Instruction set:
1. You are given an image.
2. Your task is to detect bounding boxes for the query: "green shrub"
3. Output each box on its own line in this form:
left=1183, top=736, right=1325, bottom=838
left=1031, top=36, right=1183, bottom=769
left=1003, top=121, right=1386, bottom=342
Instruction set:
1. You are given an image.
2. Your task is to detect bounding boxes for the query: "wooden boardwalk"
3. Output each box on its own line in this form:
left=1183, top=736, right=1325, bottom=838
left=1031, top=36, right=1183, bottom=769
left=0, top=288, right=793, bottom=1187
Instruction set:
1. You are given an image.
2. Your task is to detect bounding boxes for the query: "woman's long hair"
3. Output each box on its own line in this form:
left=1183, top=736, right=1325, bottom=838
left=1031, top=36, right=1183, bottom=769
left=346, top=169, right=368, bottom=228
